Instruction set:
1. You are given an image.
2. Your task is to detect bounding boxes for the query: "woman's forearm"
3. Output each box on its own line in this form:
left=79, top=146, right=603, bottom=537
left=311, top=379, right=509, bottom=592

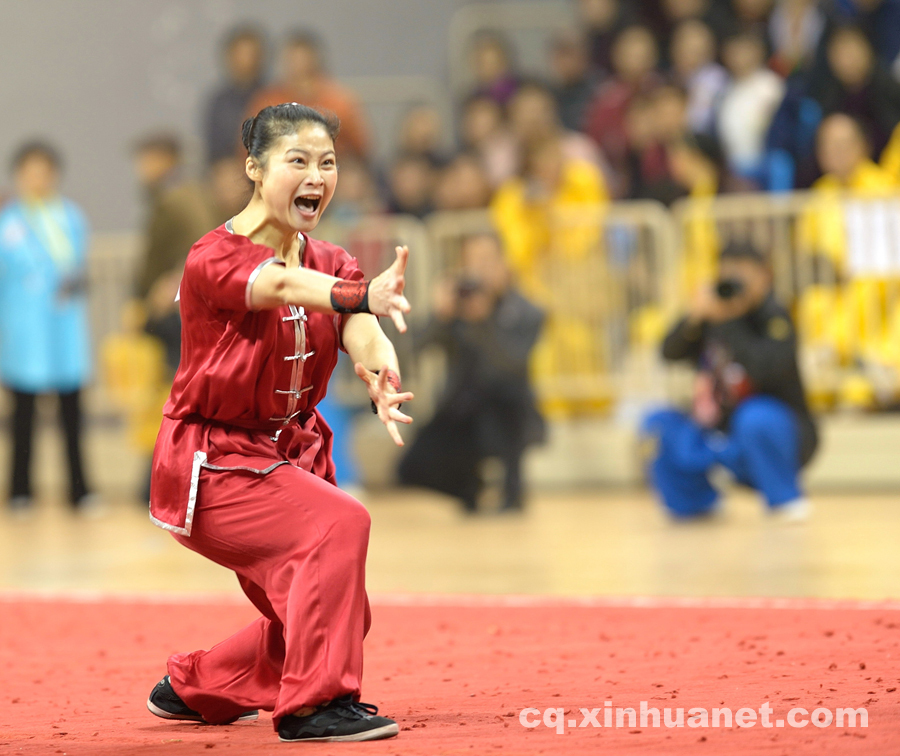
left=249, top=264, right=339, bottom=312
left=343, top=314, right=401, bottom=375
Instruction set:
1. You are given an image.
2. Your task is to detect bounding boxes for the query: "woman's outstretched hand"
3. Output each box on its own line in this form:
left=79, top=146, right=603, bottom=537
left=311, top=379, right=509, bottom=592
left=354, top=363, right=414, bottom=446
left=367, top=246, right=411, bottom=333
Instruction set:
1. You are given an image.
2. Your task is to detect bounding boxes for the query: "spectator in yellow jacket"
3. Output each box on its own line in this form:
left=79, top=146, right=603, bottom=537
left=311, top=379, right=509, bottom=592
left=800, top=113, right=896, bottom=273
left=491, top=139, right=608, bottom=293
left=491, top=137, right=609, bottom=415
left=797, top=113, right=900, bottom=407
left=879, top=119, right=900, bottom=185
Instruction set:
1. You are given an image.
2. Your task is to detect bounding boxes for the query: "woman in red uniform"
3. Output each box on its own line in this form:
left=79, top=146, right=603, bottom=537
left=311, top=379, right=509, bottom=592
left=144, top=103, right=412, bottom=743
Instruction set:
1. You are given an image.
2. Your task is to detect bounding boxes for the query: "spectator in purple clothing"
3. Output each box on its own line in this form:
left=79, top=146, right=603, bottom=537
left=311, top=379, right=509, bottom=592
left=670, top=19, right=729, bottom=134
left=468, top=30, right=520, bottom=105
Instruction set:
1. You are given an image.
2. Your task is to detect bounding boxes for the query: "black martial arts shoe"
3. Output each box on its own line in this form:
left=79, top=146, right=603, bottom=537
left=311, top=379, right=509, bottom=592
left=278, top=695, right=399, bottom=742
left=147, top=675, right=259, bottom=724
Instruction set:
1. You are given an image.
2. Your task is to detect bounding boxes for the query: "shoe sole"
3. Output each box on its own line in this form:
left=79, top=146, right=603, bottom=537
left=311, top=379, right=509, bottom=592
left=147, top=699, right=259, bottom=723
left=278, top=722, right=400, bottom=742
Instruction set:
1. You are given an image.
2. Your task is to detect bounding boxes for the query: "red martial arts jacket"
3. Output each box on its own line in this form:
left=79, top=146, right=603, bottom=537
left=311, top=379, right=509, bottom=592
left=149, top=223, right=363, bottom=535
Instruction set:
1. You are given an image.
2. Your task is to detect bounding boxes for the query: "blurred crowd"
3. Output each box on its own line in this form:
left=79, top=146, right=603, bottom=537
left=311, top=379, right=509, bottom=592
left=194, top=1, right=900, bottom=227
left=5, top=0, right=900, bottom=511
left=110, top=0, right=900, bottom=354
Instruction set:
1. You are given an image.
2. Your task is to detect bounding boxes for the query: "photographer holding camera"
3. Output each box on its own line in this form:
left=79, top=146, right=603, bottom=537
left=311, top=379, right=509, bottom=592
left=641, top=241, right=818, bottom=521
left=398, top=233, right=545, bottom=514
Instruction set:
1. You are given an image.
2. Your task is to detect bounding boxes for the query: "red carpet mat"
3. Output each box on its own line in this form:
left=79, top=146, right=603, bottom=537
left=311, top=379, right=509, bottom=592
left=0, top=595, right=898, bottom=755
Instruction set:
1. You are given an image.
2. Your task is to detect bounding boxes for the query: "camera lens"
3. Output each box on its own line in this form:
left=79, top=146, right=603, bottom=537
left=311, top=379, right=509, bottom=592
left=715, top=279, right=743, bottom=299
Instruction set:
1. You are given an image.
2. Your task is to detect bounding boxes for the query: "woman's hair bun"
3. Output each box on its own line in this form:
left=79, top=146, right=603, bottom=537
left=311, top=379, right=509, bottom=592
left=241, top=116, right=256, bottom=152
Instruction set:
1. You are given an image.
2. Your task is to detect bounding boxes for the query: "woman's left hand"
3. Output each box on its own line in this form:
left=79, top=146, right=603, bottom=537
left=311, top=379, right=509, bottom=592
left=354, top=363, right=414, bottom=446
left=367, top=246, right=411, bottom=333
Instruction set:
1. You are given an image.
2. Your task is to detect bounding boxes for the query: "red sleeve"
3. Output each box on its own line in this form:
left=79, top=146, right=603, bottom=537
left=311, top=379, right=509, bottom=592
left=334, top=246, right=365, bottom=284
left=186, top=234, right=284, bottom=313
left=333, top=246, right=367, bottom=352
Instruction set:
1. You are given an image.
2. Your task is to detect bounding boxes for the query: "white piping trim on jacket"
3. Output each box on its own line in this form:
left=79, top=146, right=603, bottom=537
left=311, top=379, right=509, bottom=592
left=149, top=454, right=291, bottom=536
left=151, top=223, right=301, bottom=536
left=148, top=511, right=190, bottom=536
left=147, top=450, right=207, bottom=537
left=200, top=460, right=289, bottom=474
left=245, top=257, right=284, bottom=310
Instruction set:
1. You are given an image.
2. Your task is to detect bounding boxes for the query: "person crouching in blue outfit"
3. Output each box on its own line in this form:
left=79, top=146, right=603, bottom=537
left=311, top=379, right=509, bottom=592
left=641, top=241, right=818, bottom=521
left=0, top=142, right=94, bottom=516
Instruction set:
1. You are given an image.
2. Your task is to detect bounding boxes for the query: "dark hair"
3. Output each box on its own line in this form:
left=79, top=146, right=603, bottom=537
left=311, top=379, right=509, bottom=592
left=511, top=77, right=556, bottom=100
left=722, top=29, right=766, bottom=50
left=550, top=27, right=588, bottom=53
left=677, top=132, right=725, bottom=173
left=241, top=103, right=340, bottom=162
left=133, top=133, right=182, bottom=160
left=223, top=24, right=265, bottom=52
left=286, top=29, right=323, bottom=53
left=818, top=111, right=871, bottom=145
left=652, top=83, right=689, bottom=103
left=462, top=230, right=503, bottom=251
left=613, top=24, right=659, bottom=48
left=828, top=23, right=871, bottom=48
left=461, top=91, right=501, bottom=112
left=11, top=140, right=62, bottom=173
left=719, top=239, right=766, bottom=265
left=471, top=29, right=515, bottom=62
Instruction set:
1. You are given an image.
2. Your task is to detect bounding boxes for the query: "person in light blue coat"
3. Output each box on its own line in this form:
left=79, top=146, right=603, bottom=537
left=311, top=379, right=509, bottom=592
left=0, top=142, right=93, bottom=513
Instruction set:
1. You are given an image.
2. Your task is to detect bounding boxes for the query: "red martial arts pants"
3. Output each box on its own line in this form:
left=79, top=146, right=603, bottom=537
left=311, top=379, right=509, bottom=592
left=165, top=464, right=372, bottom=728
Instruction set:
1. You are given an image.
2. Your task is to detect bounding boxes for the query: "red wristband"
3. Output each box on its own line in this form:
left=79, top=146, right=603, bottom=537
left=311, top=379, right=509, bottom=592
left=331, top=280, right=371, bottom=314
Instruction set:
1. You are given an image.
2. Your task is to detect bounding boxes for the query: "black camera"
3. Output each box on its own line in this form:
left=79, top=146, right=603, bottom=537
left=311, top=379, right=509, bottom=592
left=715, top=278, right=744, bottom=300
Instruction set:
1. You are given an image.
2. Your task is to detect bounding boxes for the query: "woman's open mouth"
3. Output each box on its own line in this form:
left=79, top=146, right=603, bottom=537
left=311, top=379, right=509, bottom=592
left=294, top=195, right=322, bottom=216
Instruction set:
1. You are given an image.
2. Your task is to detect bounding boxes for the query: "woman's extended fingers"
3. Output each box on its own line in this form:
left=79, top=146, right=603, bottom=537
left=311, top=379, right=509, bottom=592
left=387, top=407, right=413, bottom=424
left=392, top=245, right=409, bottom=277
left=384, top=419, right=404, bottom=446
left=353, top=361, right=375, bottom=385
left=390, top=311, right=408, bottom=333
left=388, top=293, right=411, bottom=332
left=355, top=362, right=412, bottom=445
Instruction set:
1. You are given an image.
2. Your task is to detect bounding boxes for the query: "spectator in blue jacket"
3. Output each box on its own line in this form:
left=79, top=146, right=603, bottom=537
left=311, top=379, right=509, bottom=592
left=0, top=142, right=94, bottom=515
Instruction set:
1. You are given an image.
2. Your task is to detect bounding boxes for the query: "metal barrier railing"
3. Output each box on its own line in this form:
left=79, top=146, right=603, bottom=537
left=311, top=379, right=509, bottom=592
left=86, top=232, right=141, bottom=348
left=427, top=203, right=678, bottom=416
left=84, top=190, right=900, bottom=417
left=672, top=191, right=900, bottom=409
